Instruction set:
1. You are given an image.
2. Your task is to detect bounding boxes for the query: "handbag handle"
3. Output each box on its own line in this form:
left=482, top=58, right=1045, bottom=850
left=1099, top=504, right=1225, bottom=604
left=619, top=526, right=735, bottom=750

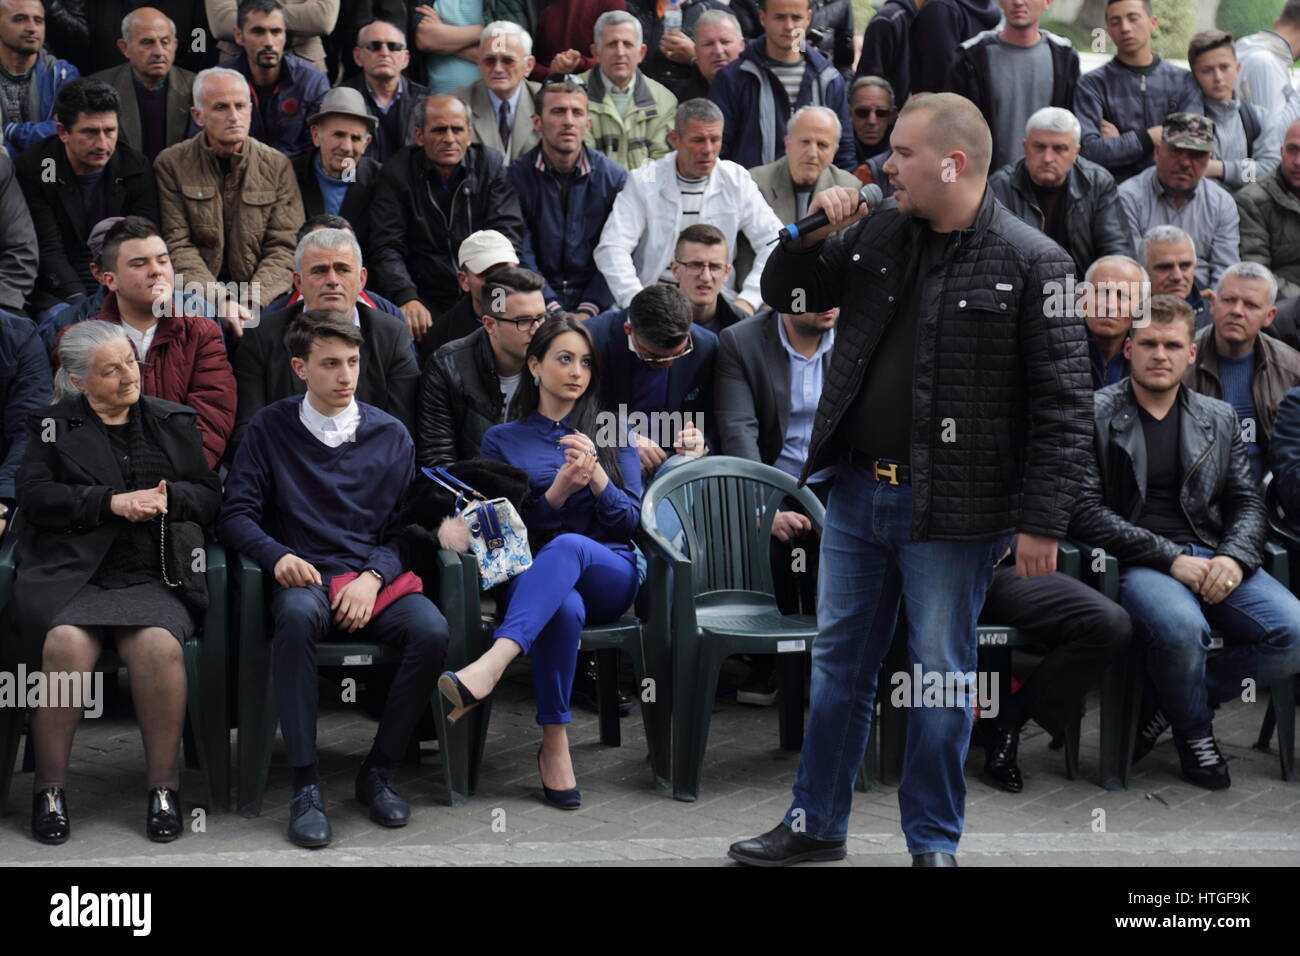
left=420, top=466, right=488, bottom=503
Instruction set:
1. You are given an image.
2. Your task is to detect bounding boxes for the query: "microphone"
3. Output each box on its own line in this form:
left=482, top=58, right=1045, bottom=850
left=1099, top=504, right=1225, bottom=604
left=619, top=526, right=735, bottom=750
left=776, top=183, right=883, bottom=243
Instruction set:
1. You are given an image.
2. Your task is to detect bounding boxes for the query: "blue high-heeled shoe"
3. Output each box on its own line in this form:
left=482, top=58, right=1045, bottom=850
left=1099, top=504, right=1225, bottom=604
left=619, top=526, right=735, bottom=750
left=438, top=671, right=488, bottom=724
left=537, top=748, right=581, bottom=810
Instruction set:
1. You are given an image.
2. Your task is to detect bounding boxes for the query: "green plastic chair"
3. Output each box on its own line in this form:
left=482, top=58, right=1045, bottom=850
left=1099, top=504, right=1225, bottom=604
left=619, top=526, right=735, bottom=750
left=638, top=456, right=824, bottom=803
left=1094, top=539, right=1296, bottom=785
left=457, top=548, right=671, bottom=792
left=233, top=547, right=478, bottom=816
left=0, top=520, right=232, bottom=812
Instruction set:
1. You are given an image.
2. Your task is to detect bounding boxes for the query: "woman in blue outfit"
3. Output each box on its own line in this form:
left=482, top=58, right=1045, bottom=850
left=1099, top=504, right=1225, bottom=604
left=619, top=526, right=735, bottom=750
left=438, top=314, right=641, bottom=808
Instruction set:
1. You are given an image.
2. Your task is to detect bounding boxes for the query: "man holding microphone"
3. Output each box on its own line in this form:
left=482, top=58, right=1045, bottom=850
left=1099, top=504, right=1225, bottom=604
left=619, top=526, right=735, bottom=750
left=727, top=92, right=1094, bottom=867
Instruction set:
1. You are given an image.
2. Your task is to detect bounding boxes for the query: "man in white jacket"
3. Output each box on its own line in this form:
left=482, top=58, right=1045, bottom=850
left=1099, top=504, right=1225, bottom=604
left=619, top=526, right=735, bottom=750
left=594, top=97, right=784, bottom=312
left=1235, top=5, right=1300, bottom=116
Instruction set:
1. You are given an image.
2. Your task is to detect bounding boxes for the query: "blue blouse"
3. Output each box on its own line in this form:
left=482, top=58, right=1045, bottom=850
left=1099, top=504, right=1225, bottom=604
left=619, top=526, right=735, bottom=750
left=480, top=412, right=643, bottom=553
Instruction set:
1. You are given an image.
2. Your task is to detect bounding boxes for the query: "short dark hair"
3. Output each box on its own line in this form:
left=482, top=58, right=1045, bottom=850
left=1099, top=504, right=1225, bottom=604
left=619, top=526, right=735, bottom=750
left=628, top=284, right=692, bottom=349
left=534, top=79, right=588, bottom=115
left=1188, top=29, right=1234, bottom=67
left=99, top=215, right=163, bottom=271
left=481, top=266, right=546, bottom=318
left=1281, top=1, right=1300, bottom=28
left=675, top=223, right=727, bottom=256
left=55, top=78, right=121, bottom=130
left=298, top=214, right=354, bottom=244
left=1106, top=0, right=1152, bottom=13
left=236, top=0, right=284, bottom=30
left=284, top=309, right=364, bottom=361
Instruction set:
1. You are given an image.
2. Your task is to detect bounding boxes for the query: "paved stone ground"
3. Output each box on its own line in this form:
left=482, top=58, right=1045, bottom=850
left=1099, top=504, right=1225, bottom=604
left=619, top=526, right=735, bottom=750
left=2, top=657, right=1299, bottom=867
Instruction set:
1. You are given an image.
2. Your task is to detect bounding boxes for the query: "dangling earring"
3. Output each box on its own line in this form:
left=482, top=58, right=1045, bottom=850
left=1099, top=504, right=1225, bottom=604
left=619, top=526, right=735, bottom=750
left=532, top=375, right=540, bottom=386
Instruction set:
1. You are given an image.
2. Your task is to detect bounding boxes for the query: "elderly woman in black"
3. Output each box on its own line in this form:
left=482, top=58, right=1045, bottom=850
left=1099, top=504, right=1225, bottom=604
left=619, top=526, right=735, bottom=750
left=10, top=321, right=221, bottom=845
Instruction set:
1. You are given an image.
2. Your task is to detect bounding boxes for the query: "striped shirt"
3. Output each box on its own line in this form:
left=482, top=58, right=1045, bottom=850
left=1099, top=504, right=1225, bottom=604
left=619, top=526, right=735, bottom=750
left=768, top=60, right=805, bottom=114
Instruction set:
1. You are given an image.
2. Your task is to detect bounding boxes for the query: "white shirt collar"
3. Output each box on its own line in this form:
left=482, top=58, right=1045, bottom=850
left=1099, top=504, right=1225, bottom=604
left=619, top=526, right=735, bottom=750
left=487, top=84, right=523, bottom=115
left=120, top=320, right=158, bottom=361
left=299, top=395, right=360, bottom=448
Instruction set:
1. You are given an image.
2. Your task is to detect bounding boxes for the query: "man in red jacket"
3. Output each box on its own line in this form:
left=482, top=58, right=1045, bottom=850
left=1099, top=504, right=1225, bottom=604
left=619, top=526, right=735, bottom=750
left=77, top=215, right=235, bottom=467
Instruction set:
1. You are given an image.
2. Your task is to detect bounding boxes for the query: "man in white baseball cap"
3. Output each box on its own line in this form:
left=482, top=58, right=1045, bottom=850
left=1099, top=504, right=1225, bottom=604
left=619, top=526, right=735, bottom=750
left=420, top=229, right=520, bottom=363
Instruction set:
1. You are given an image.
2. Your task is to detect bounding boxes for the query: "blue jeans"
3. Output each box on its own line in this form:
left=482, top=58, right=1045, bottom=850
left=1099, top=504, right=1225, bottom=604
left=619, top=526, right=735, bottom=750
left=1119, top=543, right=1300, bottom=738
left=783, top=467, right=1010, bottom=855
left=495, top=533, right=639, bottom=725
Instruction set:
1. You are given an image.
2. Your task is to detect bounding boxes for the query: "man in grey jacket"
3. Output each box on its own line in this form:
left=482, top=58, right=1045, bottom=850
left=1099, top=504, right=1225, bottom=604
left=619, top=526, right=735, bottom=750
left=1235, top=1, right=1300, bottom=116
left=989, top=106, right=1132, bottom=275
left=1074, top=0, right=1199, bottom=183
left=0, top=150, right=36, bottom=314
left=1237, top=118, right=1300, bottom=302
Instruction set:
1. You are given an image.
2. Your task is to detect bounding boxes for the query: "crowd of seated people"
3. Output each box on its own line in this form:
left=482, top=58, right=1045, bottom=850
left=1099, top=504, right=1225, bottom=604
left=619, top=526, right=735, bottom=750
left=6, top=0, right=1300, bottom=858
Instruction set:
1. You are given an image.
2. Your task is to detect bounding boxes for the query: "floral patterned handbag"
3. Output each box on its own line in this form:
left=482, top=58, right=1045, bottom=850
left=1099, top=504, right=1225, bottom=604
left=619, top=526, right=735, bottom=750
left=421, top=467, right=533, bottom=589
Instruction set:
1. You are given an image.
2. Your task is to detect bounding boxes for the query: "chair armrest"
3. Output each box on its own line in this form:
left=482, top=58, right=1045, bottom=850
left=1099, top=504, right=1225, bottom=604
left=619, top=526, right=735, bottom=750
left=1263, top=540, right=1290, bottom=589
left=1057, top=539, right=1082, bottom=579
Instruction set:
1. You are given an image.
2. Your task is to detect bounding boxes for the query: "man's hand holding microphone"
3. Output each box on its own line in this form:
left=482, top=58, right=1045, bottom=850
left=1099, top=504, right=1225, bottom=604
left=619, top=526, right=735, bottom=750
left=778, top=183, right=882, bottom=246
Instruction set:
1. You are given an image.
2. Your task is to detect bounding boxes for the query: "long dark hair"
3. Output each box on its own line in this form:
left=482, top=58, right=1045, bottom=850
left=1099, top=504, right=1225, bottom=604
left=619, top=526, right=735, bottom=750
left=516, top=314, right=624, bottom=489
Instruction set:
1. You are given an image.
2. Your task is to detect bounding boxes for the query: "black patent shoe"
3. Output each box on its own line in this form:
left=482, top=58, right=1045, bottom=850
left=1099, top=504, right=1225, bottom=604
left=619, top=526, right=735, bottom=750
left=727, top=823, right=846, bottom=867
left=146, top=787, right=183, bottom=843
left=982, top=726, right=1024, bottom=793
left=32, top=787, right=69, bottom=845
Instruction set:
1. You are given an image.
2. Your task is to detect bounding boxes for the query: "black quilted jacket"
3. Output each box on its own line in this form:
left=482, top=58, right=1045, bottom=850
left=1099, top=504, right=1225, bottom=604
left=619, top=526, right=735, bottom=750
left=760, top=188, right=1093, bottom=542
left=1069, top=380, right=1267, bottom=575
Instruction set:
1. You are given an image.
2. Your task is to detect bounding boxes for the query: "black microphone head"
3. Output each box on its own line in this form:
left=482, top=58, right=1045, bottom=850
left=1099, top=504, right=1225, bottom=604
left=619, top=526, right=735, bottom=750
left=859, top=183, right=883, bottom=208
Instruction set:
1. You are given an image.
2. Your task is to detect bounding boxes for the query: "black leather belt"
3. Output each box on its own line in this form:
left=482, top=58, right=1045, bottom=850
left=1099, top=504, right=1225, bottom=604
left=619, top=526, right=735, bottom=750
left=845, top=448, right=910, bottom=485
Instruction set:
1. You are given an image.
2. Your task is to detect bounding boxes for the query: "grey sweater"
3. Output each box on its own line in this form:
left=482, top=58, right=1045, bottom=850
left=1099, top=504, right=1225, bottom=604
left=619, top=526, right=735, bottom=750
left=1204, top=96, right=1281, bottom=192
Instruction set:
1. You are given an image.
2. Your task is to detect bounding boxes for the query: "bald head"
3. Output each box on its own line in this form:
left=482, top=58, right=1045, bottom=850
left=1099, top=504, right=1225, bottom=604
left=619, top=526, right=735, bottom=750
left=118, top=7, right=177, bottom=85
left=785, top=106, right=841, bottom=186
left=899, top=93, right=992, bottom=179
left=0, top=0, right=44, bottom=65
left=1283, top=116, right=1300, bottom=193
left=416, top=94, right=473, bottom=174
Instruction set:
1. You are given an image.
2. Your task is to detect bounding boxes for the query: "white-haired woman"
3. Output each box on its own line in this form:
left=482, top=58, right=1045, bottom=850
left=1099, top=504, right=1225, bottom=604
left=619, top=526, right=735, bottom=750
left=8, top=321, right=221, bottom=845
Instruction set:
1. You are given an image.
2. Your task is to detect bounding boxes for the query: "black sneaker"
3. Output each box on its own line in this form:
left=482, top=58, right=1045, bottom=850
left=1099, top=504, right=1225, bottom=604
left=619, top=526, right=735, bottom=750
left=572, top=655, right=634, bottom=715
left=1173, top=732, right=1231, bottom=790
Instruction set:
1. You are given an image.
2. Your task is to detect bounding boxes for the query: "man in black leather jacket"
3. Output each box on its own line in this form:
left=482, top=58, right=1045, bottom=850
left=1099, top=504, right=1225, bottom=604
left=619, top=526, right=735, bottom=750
left=1070, top=295, right=1300, bottom=791
left=729, top=93, right=1091, bottom=869
left=414, top=266, right=541, bottom=468
left=988, top=106, right=1133, bottom=275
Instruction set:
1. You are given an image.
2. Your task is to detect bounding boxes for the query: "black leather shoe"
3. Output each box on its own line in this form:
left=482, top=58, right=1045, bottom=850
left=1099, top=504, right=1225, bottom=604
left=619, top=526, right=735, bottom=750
left=355, top=766, right=410, bottom=827
left=982, top=726, right=1023, bottom=793
left=1174, top=732, right=1231, bottom=790
left=32, top=787, right=69, bottom=845
left=912, top=852, right=958, bottom=867
left=727, top=823, right=846, bottom=867
left=288, top=783, right=332, bottom=848
left=146, top=787, right=183, bottom=842
left=572, top=656, right=634, bottom=716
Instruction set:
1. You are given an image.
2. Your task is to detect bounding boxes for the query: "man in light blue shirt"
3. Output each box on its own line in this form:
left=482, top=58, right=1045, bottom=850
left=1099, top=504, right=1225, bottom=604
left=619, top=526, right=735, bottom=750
left=414, top=0, right=485, bottom=94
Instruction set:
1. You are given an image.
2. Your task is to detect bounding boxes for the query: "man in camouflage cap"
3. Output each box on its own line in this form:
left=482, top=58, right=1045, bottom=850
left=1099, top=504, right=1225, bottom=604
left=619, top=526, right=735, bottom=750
left=1119, top=111, right=1241, bottom=288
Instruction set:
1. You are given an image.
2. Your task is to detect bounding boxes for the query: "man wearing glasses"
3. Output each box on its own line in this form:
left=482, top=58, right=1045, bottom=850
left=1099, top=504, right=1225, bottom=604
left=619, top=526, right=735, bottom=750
left=343, top=19, right=431, bottom=164
left=452, top=21, right=541, bottom=162
left=848, top=76, right=893, bottom=166
left=667, top=224, right=747, bottom=335
left=417, top=265, right=547, bottom=466
left=588, top=284, right=716, bottom=473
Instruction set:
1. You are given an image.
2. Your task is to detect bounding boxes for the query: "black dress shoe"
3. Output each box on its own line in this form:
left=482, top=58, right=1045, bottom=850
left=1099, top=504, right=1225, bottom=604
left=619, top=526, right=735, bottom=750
left=288, top=783, right=332, bottom=848
left=912, top=852, right=958, bottom=867
left=355, top=766, right=410, bottom=827
left=32, top=787, right=69, bottom=845
left=727, top=823, right=846, bottom=867
left=1133, top=686, right=1170, bottom=764
left=982, top=726, right=1023, bottom=793
left=1174, top=732, right=1231, bottom=790
left=572, top=656, right=634, bottom=716
left=146, top=787, right=183, bottom=842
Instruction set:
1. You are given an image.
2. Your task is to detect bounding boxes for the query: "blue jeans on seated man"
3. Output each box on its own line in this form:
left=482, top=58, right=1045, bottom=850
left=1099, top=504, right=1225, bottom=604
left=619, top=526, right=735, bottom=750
left=1119, top=542, right=1300, bottom=739
left=271, top=586, right=450, bottom=768
left=782, top=465, right=1011, bottom=856
left=494, top=533, right=640, bottom=725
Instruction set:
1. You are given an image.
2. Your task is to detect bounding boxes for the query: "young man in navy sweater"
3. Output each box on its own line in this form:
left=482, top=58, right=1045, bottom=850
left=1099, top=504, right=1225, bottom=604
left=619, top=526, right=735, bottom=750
left=219, top=309, right=450, bottom=848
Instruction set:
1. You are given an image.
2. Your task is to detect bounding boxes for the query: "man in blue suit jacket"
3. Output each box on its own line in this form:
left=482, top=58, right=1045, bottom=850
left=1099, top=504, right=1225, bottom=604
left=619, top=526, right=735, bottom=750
left=587, top=284, right=720, bottom=469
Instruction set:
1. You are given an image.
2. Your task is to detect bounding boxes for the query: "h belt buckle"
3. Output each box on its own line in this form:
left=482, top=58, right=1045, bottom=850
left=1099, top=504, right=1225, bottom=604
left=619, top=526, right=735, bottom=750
left=872, top=460, right=900, bottom=485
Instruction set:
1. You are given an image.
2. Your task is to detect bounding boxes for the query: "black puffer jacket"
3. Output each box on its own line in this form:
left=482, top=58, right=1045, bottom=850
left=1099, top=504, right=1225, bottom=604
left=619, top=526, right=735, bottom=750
left=1069, top=380, right=1267, bottom=575
left=988, top=155, right=1133, bottom=274
left=760, top=188, right=1093, bottom=542
left=416, top=327, right=525, bottom=468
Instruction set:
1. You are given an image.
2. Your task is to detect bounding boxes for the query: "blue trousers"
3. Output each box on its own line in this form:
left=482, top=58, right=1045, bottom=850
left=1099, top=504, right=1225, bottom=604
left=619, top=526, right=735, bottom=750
left=495, top=533, right=639, bottom=725
left=1119, top=543, right=1300, bottom=738
left=271, top=586, right=449, bottom=767
left=783, top=469, right=1010, bottom=855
